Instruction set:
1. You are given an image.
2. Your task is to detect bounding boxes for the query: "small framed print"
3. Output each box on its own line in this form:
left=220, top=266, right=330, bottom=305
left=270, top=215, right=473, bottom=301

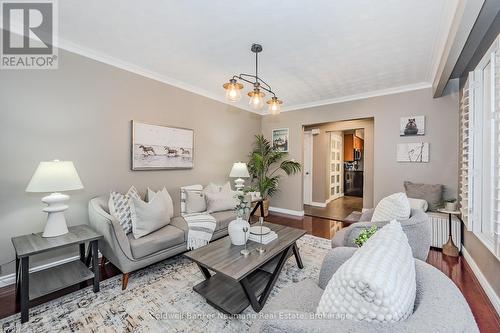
left=272, top=128, right=289, bottom=152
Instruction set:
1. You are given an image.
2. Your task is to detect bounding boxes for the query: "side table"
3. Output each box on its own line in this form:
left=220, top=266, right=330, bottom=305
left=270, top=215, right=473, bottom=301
left=436, top=208, right=461, bottom=257
left=11, top=224, right=103, bottom=323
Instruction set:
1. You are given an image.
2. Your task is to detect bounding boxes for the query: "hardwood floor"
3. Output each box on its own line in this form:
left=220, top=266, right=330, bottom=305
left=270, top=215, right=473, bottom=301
left=304, top=195, right=363, bottom=221
left=0, top=213, right=498, bottom=333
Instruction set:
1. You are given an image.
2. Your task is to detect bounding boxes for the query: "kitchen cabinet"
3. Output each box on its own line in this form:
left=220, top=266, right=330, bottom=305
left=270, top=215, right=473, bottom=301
left=344, top=134, right=364, bottom=161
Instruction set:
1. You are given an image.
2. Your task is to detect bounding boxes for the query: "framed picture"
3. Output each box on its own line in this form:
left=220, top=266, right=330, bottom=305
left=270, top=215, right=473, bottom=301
left=272, top=128, right=289, bottom=152
left=397, top=143, right=429, bottom=163
left=400, top=115, right=425, bottom=136
left=132, top=121, right=194, bottom=170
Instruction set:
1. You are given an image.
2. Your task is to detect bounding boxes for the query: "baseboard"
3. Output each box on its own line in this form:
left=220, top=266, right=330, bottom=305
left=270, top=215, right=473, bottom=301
left=310, top=201, right=327, bottom=208
left=462, top=247, right=500, bottom=315
left=0, top=252, right=102, bottom=288
left=269, top=206, right=305, bottom=217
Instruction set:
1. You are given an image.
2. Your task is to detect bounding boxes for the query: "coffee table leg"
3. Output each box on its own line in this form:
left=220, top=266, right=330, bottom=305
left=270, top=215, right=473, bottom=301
left=292, top=243, right=304, bottom=269
left=240, top=246, right=292, bottom=312
left=197, top=264, right=211, bottom=279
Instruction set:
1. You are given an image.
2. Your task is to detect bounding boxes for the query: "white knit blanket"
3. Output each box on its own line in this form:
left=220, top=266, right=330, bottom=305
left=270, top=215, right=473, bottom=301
left=183, top=212, right=217, bottom=250
left=317, top=221, right=416, bottom=322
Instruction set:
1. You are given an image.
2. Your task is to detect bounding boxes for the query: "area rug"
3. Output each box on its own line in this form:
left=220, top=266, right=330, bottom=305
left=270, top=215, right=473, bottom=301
left=0, top=235, right=331, bottom=333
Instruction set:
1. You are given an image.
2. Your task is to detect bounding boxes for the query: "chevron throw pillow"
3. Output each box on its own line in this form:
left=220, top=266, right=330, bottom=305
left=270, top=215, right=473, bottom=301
left=108, top=186, right=140, bottom=233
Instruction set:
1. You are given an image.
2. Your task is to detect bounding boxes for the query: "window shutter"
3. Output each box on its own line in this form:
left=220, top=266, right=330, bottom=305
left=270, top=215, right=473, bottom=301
left=459, top=76, right=474, bottom=231
left=492, top=49, right=500, bottom=257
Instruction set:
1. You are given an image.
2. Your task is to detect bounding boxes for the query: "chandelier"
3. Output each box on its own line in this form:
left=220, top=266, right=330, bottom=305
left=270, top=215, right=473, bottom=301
left=222, top=43, right=282, bottom=114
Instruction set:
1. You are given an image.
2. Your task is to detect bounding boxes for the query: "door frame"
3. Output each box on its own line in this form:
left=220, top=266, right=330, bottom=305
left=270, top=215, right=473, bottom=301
left=303, top=131, right=313, bottom=205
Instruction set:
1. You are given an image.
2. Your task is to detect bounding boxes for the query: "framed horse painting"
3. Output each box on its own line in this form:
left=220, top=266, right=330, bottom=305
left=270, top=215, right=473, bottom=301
left=131, top=121, right=194, bottom=170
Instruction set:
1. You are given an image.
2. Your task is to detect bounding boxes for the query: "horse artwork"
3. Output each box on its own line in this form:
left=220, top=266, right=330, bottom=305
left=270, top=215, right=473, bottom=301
left=132, top=121, right=194, bottom=170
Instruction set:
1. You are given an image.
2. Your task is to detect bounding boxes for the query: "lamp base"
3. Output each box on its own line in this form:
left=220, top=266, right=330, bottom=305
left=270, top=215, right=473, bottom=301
left=234, top=178, right=245, bottom=191
left=41, top=192, right=70, bottom=237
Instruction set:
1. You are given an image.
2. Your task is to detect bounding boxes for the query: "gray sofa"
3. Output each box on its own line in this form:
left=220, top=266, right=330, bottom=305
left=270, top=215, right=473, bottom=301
left=331, top=208, right=431, bottom=261
left=254, top=247, right=479, bottom=333
left=88, top=196, right=237, bottom=289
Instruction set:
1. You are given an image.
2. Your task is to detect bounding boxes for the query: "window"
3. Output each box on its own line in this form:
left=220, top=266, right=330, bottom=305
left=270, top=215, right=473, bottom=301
left=461, top=34, right=500, bottom=258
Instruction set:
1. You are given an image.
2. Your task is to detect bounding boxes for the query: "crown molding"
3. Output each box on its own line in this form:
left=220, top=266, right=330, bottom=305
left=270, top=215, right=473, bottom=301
left=280, top=82, right=432, bottom=112
left=57, top=39, right=263, bottom=114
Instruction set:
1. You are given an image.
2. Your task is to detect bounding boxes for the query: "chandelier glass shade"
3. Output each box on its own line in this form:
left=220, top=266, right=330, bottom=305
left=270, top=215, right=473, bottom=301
left=222, top=43, right=282, bottom=114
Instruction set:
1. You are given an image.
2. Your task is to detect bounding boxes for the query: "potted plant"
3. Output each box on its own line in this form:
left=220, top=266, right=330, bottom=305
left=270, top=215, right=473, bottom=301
left=247, top=135, right=301, bottom=216
left=444, top=199, right=457, bottom=211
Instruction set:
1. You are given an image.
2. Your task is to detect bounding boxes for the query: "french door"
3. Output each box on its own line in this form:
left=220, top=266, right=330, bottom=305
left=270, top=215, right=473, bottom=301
left=329, top=132, right=343, bottom=201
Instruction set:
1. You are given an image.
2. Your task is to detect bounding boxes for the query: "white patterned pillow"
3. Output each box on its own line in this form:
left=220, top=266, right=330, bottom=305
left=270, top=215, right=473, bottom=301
left=108, top=186, right=140, bottom=233
left=317, top=221, right=416, bottom=322
left=371, top=192, right=410, bottom=222
left=180, top=184, right=203, bottom=215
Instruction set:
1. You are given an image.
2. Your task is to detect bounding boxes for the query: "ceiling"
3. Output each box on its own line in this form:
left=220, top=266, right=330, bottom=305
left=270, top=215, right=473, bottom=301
left=53, top=0, right=458, bottom=113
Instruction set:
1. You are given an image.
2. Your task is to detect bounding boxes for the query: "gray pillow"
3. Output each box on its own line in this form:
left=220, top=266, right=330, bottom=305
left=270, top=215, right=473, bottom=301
left=185, top=190, right=207, bottom=214
left=404, top=181, right=443, bottom=211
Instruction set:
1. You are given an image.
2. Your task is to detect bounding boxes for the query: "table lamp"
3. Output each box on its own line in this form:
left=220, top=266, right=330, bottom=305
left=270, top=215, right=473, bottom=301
left=229, top=162, right=250, bottom=191
left=26, top=160, right=84, bottom=237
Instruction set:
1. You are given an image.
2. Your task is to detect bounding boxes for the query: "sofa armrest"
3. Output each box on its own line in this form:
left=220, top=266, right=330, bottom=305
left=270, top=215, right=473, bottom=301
left=318, top=247, right=357, bottom=289
left=359, top=208, right=375, bottom=221
left=88, top=197, right=134, bottom=261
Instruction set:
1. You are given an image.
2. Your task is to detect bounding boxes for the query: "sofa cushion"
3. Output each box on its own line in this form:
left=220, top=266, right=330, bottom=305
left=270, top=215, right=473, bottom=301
left=185, top=190, right=207, bottom=214
left=127, top=224, right=185, bottom=258
left=211, top=210, right=237, bottom=231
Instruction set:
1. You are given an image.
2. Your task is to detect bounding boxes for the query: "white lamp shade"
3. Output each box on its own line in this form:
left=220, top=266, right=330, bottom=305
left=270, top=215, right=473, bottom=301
left=26, top=160, right=84, bottom=193
left=229, top=162, right=250, bottom=178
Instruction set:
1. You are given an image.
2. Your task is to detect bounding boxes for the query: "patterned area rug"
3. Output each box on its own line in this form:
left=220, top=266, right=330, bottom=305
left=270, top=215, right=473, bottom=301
left=1, top=235, right=330, bottom=333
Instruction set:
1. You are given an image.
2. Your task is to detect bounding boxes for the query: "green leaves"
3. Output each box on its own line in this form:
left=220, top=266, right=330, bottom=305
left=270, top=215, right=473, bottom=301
left=354, top=225, right=378, bottom=247
left=247, top=134, right=301, bottom=199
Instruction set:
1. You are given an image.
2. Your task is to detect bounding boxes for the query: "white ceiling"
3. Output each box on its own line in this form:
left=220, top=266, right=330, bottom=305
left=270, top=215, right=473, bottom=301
left=54, top=0, right=458, bottom=113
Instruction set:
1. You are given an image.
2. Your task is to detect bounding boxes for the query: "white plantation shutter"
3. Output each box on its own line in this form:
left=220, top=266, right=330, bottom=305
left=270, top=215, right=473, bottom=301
left=492, top=49, right=500, bottom=257
left=459, top=77, right=474, bottom=231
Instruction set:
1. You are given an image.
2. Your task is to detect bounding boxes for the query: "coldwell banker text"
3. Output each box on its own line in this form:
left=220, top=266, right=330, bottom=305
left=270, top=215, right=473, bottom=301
left=1, top=0, right=58, bottom=69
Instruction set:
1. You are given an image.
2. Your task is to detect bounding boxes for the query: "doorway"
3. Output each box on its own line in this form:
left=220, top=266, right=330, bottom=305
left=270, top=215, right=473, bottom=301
left=302, top=119, right=373, bottom=222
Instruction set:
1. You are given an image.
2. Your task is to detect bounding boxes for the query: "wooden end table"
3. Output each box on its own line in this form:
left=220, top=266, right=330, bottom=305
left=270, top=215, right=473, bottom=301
left=437, top=208, right=461, bottom=257
left=11, top=224, right=102, bottom=323
left=184, top=222, right=305, bottom=314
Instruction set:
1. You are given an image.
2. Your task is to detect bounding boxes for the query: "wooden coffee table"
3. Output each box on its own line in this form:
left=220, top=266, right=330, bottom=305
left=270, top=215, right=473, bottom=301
left=184, top=222, right=306, bottom=314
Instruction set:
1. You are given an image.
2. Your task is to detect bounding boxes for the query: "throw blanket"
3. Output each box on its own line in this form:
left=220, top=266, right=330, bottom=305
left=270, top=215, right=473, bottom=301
left=183, top=212, right=217, bottom=250
left=317, top=221, right=416, bottom=323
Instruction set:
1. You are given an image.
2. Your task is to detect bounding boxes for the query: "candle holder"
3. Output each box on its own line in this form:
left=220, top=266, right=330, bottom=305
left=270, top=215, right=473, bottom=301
left=257, top=217, right=266, bottom=254
left=240, top=226, right=250, bottom=256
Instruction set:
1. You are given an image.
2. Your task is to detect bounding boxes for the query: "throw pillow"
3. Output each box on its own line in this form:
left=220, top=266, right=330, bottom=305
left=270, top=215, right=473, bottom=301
left=205, top=191, right=238, bottom=213
left=108, top=186, right=140, bottom=234
left=180, top=184, right=203, bottom=214
left=371, top=192, right=410, bottom=222
left=404, top=181, right=443, bottom=211
left=204, top=182, right=232, bottom=194
left=130, top=195, right=170, bottom=239
left=407, top=197, right=429, bottom=212
left=185, top=190, right=207, bottom=214
left=317, top=221, right=416, bottom=322
left=147, top=187, right=174, bottom=218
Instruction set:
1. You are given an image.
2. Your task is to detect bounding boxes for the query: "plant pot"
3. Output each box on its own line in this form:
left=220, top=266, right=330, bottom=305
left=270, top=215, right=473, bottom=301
left=254, top=198, right=270, bottom=217
left=228, top=217, right=250, bottom=245
left=445, top=202, right=457, bottom=211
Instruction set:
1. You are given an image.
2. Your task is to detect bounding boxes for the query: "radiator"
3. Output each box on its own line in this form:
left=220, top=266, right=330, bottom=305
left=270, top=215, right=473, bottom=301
left=427, top=212, right=462, bottom=251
